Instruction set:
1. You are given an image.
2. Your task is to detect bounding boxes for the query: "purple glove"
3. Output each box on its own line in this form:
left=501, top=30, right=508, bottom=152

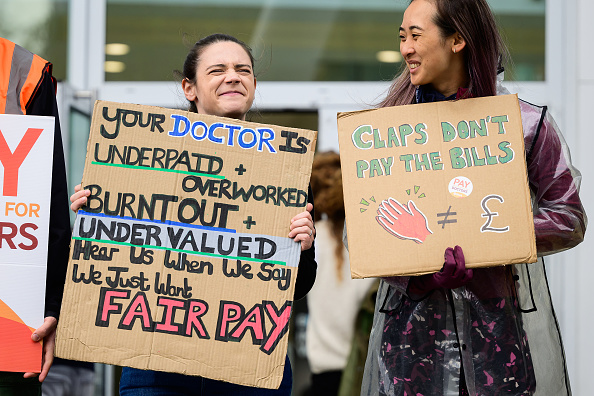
left=409, top=245, right=473, bottom=296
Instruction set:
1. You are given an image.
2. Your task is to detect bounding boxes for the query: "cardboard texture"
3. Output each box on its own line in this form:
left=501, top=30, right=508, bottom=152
left=337, top=94, right=536, bottom=278
left=56, top=101, right=316, bottom=389
left=0, top=114, right=54, bottom=372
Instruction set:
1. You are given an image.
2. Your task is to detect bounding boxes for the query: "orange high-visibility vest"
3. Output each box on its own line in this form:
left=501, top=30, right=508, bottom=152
left=0, top=37, right=51, bottom=115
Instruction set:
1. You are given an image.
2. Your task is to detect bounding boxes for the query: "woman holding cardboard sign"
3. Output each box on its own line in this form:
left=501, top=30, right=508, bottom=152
left=361, top=1, right=587, bottom=395
left=70, top=33, right=316, bottom=395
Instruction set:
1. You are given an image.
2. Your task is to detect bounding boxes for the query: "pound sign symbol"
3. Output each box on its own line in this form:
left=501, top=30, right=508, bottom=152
left=480, top=195, right=510, bottom=233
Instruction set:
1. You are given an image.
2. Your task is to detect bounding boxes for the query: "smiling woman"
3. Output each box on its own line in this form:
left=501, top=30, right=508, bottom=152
left=398, top=0, right=467, bottom=96
left=69, top=33, right=317, bottom=396
left=382, top=0, right=505, bottom=107
left=179, top=35, right=256, bottom=120
left=361, top=1, right=585, bottom=396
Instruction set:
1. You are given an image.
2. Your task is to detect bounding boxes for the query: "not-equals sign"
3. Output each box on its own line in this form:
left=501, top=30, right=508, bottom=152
left=437, top=206, right=457, bottom=229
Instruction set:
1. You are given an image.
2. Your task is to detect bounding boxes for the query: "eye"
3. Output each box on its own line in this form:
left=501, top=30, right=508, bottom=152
left=412, top=34, right=420, bottom=39
left=238, top=68, right=252, bottom=74
left=209, top=69, right=224, bottom=75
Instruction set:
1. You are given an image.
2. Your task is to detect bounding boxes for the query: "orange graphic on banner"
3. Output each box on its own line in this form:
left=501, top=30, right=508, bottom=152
left=0, top=299, right=41, bottom=373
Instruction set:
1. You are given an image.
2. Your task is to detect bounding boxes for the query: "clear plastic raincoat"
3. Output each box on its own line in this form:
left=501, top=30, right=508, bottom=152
left=360, top=88, right=587, bottom=396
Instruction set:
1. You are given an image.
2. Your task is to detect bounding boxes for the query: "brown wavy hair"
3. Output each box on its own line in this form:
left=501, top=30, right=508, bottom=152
left=310, top=151, right=346, bottom=282
left=379, top=0, right=508, bottom=108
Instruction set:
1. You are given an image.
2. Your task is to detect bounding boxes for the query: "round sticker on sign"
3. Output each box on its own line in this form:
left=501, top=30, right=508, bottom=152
left=448, top=176, right=473, bottom=198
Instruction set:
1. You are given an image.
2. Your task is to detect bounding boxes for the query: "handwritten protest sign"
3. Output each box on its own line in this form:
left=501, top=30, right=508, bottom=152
left=56, top=101, right=316, bottom=389
left=337, top=94, right=536, bottom=278
left=0, top=114, right=54, bottom=372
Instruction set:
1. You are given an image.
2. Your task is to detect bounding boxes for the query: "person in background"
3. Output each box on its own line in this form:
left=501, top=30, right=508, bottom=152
left=69, top=33, right=317, bottom=396
left=359, top=1, right=587, bottom=395
left=305, top=151, right=376, bottom=396
left=41, top=359, right=94, bottom=396
left=0, top=38, right=70, bottom=395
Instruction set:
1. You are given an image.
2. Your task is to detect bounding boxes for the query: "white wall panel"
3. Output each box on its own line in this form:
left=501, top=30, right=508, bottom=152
left=571, top=78, right=594, bottom=396
left=578, top=1, right=594, bottom=81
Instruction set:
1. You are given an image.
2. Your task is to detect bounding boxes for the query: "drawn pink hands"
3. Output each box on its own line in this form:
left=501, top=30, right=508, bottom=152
left=376, top=198, right=433, bottom=244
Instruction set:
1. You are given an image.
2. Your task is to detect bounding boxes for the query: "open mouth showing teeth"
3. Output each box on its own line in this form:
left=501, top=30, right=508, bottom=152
left=409, top=64, right=419, bottom=69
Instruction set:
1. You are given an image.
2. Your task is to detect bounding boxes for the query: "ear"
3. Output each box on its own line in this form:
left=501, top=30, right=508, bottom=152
left=254, top=77, right=257, bottom=89
left=182, top=78, right=197, bottom=102
left=452, top=32, right=466, bottom=54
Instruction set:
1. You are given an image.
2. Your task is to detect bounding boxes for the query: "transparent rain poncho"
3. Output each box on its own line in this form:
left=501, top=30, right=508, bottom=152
left=360, top=89, right=587, bottom=396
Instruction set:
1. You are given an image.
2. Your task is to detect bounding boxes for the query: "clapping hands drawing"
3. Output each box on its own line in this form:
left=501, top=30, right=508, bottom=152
left=376, top=198, right=433, bottom=244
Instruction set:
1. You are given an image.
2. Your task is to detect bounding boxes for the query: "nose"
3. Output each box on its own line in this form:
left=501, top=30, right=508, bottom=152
left=225, top=70, right=241, bottom=83
left=400, top=38, right=414, bottom=58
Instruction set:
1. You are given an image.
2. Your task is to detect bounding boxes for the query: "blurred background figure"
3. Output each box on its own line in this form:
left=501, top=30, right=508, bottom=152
left=305, top=151, right=377, bottom=396
left=41, top=359, right=94, bottom=396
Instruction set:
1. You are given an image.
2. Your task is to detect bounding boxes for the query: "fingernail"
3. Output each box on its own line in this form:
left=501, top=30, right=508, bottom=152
left=32, top=334, right=40, bottom=342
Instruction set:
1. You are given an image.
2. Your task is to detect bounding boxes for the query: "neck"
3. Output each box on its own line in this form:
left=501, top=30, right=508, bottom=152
left=432, top=57, right=469, bottom=97
left=431, top=76, right=469, bottom=97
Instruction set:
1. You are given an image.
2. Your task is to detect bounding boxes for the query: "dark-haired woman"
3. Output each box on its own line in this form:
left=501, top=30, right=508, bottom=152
left=70, top=33, right=316, bottom=396
left=360, top=1, right=586, bottom=395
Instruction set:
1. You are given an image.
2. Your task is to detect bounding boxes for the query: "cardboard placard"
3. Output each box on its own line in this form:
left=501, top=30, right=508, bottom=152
left=337, top=94, right=536, bottom=278
left=0, top=114, right=54, bottom=372
left=56, top=101, right=316, bottom=389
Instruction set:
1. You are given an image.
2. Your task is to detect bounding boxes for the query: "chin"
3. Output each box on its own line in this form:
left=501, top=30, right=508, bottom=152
left=221, top=108, right=247, bottom=120
left=410, top=76, right=426, bottom=87
left=220, top=103, right=250, bottom=117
